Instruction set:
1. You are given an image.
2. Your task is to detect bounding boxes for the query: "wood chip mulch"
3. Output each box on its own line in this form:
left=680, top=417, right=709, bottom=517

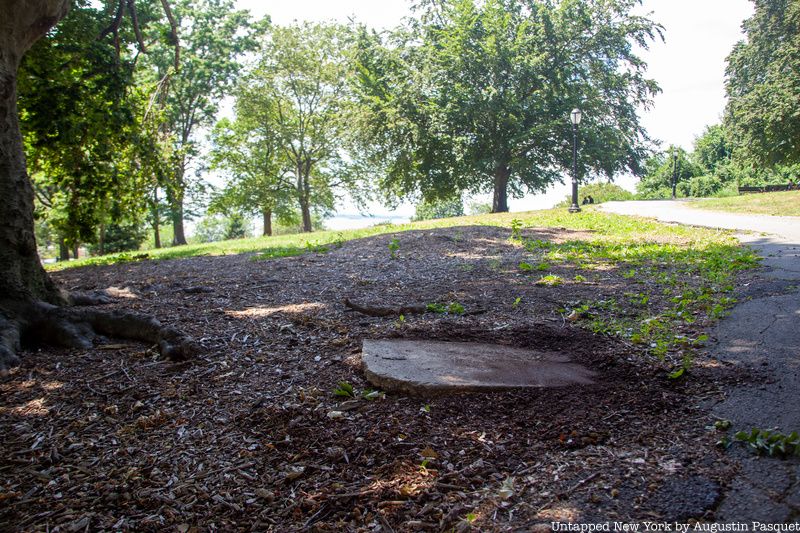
left=0, top=226, right=755, bottom=531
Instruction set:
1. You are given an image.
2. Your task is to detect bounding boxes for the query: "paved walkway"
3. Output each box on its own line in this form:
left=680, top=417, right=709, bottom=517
left=600, top=200, right=800, bottom=521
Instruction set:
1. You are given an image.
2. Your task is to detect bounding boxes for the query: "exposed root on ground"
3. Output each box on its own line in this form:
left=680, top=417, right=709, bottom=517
left=343, top=297, right=427, bottom=317
left=0, top=299, right=195, bottom=373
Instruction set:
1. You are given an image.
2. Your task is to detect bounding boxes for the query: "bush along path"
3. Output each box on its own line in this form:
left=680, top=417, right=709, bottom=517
left=601, top=200, right=800, bottom=521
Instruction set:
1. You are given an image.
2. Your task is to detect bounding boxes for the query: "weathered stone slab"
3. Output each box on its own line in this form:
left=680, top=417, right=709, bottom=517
left=362, top=339, right=596, bottom=395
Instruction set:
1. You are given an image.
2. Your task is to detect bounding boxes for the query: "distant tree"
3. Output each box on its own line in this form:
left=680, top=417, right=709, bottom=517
left=223, top=212, right=250, bottom=240
left=236, top=23, right=367, bottom=233
left=558, top=182, right=634, bottom=206
left=725, top=0, right=800, bottom=168
left=466, top=200, right=492, bottom=216
left=142, top=0, right=260, bottom=245
left=193, top=214, right=227, bottom=243
left=637, top=147, right=703, bottom=199
left=209, top=113, right=295, bottom=237
left=354, top=0, right=661, bottom=212
left=412, top=196, right=464, bottom=221
left=692, top=124, right=733, bottom=175
left=89, top=203, right=148, bottom=255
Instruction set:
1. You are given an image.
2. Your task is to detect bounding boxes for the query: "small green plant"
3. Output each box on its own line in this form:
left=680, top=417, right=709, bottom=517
left=395, top=314, right=406, bottom=327
left=426, top=302, right=447, bottom=314
left=333, top=381, right=355, bottom=398
left=535, top=262, right=550, bottom=271
left=361, top=389, right=385, bottom=401
left=518, top=261, right=532, bottom=272
left=510, top=219, right=523, bottom=240
left=388, top=238, right=400, bottom=259
left=574, top=274, right=587, bottom=282
left=512, top=297, right=522, bottom=309
left=714, top=419, right=732, bottom=431
left=447, top=302, right=465, bottom=315
left=535, top=274, right=563, bottom=287
left=421, top=404, right=431, bottom=413
left=427, top=301, right=465, bottom=315
left=734, top=428, right=800, bottom=457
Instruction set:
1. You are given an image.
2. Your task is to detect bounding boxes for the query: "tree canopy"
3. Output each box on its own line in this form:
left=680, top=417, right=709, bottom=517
left=354, top=0, right=661, bottom=212
left=725, top=0, right=800, bottom=168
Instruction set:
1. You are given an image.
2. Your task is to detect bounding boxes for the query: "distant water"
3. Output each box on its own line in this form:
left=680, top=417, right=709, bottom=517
left=324, top=213, right=411, bottom=230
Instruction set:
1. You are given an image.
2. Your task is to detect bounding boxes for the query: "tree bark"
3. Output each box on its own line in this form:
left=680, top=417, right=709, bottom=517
left=98, top=221, right=106, bottom=256
left=262, top=209, right=272, bottom=237
left=166, top=182, right=187, bottom=246
left=171, top=202, right=187, bottom=245
left=58, top=237, right=69, bottom=261
left=0, top=0, right=69, bottom=305
left=71, top=242, right=79, bottom=259
left=299, top=197, right=312, bottom=233
left=151, top=189, right=161, bottom=248
left=492, top=165, right=510, bottom=213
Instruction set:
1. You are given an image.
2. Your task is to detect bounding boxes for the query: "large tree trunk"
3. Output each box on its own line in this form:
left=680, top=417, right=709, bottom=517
left=171, top=201, right=187, bottom=245
left=0, top=1, right=68, bottom=306
left=166, top=182, right=187, bottom=246
left=0, top=1, right=195, bottom=372
left=262, top=208, right=272, bottom=237
left=492, top=165, right=510, bottom=213
left=299, top=197, right=312, bottom=233
left=152, top=189, right=161, bottom=248
left=297, top=169, right=313, bottom=233
left=58, top=237, right=69, bottom=261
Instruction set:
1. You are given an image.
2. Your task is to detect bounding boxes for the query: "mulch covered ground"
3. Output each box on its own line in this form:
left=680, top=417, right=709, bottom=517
left=1, top=226, right=755, bottom=531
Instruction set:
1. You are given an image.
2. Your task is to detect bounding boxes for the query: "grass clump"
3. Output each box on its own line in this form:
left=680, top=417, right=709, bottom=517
left=691, top=190, right=800, bottom=216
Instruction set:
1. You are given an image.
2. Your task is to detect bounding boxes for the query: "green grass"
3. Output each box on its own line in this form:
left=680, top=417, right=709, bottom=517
left=690, top=190, right=800, bottom=216
left=49, top=207, right=752, bottom=271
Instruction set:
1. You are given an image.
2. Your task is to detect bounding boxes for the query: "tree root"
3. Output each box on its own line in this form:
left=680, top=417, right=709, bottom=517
left=0, top=300, right=196, bottom=374
left=343, top=298, right=427, bottom=317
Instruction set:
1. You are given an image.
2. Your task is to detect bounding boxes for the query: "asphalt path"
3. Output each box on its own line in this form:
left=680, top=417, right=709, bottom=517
left=600, top=200, right=800, bottom=521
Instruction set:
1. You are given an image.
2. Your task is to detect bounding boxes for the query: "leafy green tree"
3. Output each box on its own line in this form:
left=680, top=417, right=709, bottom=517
left=89, top=202, right=148, bottom=255
left=238, top=23, right=365, bottom=232
left=637, top=147, right=703, bottom=199
left=19, top=0, right=148, bottom=258
left=193, top=214, right=227, bottom=243
left=354, top=0, right=661, bottom=212
left=725, top=0, right=800, bottom=168
left=692, top=124, right=733, bottom=174
left=412, top=196, right=465, bottom=221
left=223, top=212, right=250, bottom=240
left=209, top=116, right=295, bottom=236
left=142, top=0, right=261, bottom=245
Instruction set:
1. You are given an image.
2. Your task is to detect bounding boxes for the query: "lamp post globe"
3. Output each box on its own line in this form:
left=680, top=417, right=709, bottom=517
left=568, top=108, right=582, bottom=213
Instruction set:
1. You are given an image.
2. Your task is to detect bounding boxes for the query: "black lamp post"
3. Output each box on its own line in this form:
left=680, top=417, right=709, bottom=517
left=568, top=108, right=582, bottom=213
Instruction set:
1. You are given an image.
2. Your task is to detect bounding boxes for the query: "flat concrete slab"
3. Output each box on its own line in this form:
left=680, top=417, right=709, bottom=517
left=362, top=339, right=596, bottom=395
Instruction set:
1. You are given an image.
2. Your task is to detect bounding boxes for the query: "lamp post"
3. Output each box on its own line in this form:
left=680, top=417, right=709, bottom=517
left=568, top=108, right=582, bottom=213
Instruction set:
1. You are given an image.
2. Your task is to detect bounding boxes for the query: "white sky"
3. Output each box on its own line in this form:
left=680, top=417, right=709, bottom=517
left=233, top=0, right=755, bottom=220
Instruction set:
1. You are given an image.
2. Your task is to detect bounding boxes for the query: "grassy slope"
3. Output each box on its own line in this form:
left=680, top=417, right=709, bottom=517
left=691, top=190, right=800, bottom=216
left=49, top=208, right=738, bottom=271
